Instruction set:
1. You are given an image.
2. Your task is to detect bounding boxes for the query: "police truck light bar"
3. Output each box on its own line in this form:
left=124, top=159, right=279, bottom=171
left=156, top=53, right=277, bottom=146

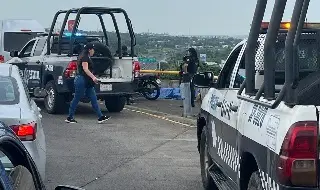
left=261, top=22, right=320, bottom=30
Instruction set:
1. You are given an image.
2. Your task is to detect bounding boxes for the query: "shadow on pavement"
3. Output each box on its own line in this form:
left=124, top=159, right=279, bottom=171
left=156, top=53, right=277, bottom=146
left=34, top=99, right=110, bottom=116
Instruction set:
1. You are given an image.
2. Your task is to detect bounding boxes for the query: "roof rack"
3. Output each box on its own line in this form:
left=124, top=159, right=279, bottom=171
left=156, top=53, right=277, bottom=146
left=238, top=0, right=312, bottom=109
left=46, top=7, right=136, bottom=57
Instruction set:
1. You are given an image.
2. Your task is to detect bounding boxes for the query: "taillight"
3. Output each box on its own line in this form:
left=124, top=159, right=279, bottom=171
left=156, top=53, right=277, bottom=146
left=10, top=122, right=37, bottom=141
left=0, top=55, right=4, bottom=63
left=132, top=61, right=141, bottom=78
left=277, top=121, right=318, bottom=187
left=64, top=60, right=77, bottom=78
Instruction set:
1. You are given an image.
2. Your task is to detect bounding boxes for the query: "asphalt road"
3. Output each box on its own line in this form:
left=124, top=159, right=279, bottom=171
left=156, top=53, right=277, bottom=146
left=36, top=100, right=202, bottom=190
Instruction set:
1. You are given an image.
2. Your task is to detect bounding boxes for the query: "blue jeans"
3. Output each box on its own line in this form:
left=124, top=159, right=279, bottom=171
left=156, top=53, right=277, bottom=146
left=68, top=75, right=103, bottom=119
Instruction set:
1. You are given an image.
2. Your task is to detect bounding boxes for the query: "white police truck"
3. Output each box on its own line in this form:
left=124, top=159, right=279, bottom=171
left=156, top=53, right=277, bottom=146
left=194, top=0, right=320, bottom=189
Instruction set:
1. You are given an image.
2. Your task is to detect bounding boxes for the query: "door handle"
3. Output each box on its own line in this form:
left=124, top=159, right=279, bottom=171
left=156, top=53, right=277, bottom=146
left=230, top=105, right=239, bottom=112
left=216, top=102, right=222, bottom=107
left=36, top=60, right=40, bottom=64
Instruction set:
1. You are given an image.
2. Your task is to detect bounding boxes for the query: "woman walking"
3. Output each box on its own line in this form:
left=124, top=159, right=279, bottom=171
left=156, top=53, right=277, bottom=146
left=65, top=43, right=110, bottom=124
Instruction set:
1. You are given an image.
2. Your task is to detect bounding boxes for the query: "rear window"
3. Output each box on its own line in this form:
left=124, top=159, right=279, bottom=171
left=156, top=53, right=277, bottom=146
left=275, top=39, right=318, bottom=71
left=50, top=36, right=102, bottom=54
left=0, top=76, right=19, bottom=105
left=3, top=32, right=39, bottom=52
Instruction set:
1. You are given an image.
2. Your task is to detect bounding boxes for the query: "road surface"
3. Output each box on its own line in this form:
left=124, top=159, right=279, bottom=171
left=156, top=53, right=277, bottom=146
left=38, top=101, right=202, bottom=190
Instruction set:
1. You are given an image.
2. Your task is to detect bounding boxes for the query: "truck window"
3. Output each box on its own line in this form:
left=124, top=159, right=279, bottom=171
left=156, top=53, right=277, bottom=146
left=33, top=38, right=46, bottom=56
left=3, top=32, right=38, bottom=52
left=233, top=56, right=245, bottom=88
left=253, top=38, right=318, bottom=91
left=19, top=40, right=36, bottom=58
left=217, top=45, right=243, bottom=88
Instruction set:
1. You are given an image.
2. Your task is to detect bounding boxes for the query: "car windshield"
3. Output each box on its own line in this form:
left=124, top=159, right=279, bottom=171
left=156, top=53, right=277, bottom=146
left=0, top=76, right=19, bottom=105
left=3, top=32, right=39, bottom=52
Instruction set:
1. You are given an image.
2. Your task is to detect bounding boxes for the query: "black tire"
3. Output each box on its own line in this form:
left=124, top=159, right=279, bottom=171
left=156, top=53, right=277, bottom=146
left=247, top=171, right=263, bottom=190
left=142, top=81, right=160, bottom=100
left=44, top=80, right=67, bottom=114
left=104, top=96, right=126, bottom=112
left=200, top=129, right=218, bottom=190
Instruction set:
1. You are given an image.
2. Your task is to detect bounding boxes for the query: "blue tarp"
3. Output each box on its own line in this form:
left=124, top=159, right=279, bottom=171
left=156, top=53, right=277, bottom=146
left=150, top=87, right=200, bottom=100
left=155, top=87, right=199, bottom=100
left=172, top=88, right=182, bottom=100
left=158, top=88, right=174, bottom=99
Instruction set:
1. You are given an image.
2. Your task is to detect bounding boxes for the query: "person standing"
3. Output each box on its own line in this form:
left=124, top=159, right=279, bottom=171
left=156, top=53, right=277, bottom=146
left=65, top=43, right=110, bottom=124
left=180, top=58, right=192, bottom=117
left=186, top=48, right=199, bottom=107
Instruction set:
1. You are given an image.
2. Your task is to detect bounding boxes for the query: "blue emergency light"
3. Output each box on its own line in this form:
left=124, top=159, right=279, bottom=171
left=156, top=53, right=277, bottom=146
left=63, top=32, right=83, bottom=37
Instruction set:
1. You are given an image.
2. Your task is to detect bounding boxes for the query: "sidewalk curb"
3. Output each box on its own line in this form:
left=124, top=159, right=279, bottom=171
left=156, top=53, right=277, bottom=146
left=125, top=105, right=197, bottom=127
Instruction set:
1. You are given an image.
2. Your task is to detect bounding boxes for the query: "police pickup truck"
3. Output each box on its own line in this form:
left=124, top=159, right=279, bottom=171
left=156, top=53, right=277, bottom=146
left=194, top=0, right=320, bottom=189
left=6, top=7, right=138, bottom=114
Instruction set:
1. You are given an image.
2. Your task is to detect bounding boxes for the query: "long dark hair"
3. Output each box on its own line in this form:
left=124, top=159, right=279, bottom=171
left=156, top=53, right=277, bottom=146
left=78, top=49, right=89, bottom=61
left=78, top=42, right=94, bottom=61
left=188, top=47, right=199, bottom=63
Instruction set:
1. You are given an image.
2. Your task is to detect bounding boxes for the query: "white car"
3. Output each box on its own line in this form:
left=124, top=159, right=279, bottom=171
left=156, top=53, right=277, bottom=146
left=0, top=63, right=46, bottom=180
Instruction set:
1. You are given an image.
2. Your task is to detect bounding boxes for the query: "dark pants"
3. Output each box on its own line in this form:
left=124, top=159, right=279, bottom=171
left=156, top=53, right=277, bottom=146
left=190, top=79, right=195, bottom=106
left=68, top=75, right=103, bottom=119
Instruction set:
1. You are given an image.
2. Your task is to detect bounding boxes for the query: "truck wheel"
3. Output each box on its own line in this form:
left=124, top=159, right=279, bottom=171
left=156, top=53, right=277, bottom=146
left=44, top=80, right=67, bottom=114
left=247, top=171, right=263, bottom=190
left=104, top=96, right=126, bottom=112
left=200, top=129, right=218, bottom=190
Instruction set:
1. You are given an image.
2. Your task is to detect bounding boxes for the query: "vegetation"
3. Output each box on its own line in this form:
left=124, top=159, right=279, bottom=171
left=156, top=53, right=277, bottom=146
left=84, top=31, right=243, bottom=79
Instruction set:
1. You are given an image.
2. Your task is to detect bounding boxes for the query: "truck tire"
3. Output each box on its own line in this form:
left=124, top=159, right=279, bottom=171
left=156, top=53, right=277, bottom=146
left=44, top=80, right=67, bottom=114
left=247, top=171, right=263, bottom=190
left=91, top=41, right=113, bottom=75
left=200, top=129, right=218, bottom=190
left=104, top=96, right=126, bottom=112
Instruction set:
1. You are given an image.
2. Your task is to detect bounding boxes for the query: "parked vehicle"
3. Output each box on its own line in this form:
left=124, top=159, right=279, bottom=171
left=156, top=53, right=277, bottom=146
left=194, top=0, right=320, bottom=189
left=0, top=121, right=83, bottom=190
left=136, top=74, right=161, bottom=100
left=0, top=63, right=46, bottom=180
left=6, top=7, right=138, bottom=114
left=0, top=19, right=45, bottom=63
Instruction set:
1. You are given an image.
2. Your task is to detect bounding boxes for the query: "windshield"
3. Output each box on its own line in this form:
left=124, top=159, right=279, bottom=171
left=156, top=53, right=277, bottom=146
left=3, top=32, right=39, bottom=52
left=0, top=76, right=19, bottom=105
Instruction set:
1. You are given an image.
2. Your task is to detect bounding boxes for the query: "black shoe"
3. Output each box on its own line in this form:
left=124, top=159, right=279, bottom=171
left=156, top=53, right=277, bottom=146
left=98, top=115, right=110, bottom=123
left=65, top=117, right=77, bottom=123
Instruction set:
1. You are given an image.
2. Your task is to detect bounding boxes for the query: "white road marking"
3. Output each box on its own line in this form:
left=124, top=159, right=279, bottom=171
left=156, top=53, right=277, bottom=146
left=124, top=108, right=196, bottom=128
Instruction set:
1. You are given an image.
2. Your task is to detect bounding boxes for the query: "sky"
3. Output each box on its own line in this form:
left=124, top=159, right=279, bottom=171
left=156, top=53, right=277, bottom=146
left=1, top=0, right=320, bottom=36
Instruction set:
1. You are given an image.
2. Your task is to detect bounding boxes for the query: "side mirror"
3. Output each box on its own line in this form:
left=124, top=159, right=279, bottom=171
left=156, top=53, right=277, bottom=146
left=10, top=50, right=19, bottom=57
left=55, top=185, right=85, bottom=190
left=193, top=72, right=216, bottom=88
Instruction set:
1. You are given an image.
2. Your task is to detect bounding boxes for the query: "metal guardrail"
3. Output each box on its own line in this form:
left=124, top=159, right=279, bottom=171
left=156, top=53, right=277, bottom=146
left=140, top=69, right=219, bottom=79
left=140, top=70, right=179, bottom=74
